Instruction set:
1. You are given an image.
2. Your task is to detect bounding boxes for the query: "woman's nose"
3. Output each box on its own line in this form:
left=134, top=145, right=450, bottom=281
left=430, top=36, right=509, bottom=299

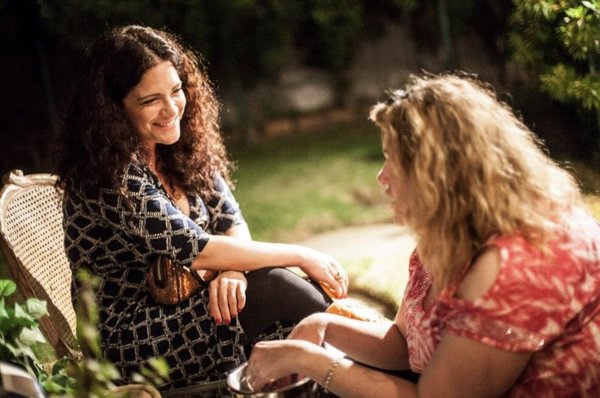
left=162, top=98, right=178, bottom=116
left=377, top=167, right=386, bottom=185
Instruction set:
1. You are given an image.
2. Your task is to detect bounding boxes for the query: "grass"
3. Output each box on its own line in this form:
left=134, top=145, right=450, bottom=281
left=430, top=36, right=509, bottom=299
left=231, top=119, right=600, bottom=243
left=230, top=118, right=392, bottom=242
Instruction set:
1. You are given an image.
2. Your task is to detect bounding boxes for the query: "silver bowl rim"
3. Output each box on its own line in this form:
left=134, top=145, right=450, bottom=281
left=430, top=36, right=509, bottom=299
left=226, top=363, right=314, bottom=395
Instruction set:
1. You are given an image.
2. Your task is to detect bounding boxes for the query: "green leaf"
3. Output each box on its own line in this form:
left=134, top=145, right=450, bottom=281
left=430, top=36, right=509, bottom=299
left=582, top=1, right=599, bottom=13
left=565, top=6, right=584, bottom=19
left=14, top=340, right=35, bottom=359
left=0, top=280, right=17, bottom=297
left=148, top=357, right=170, bottom=379
left=52, top=356, right=72, bottom=375
left=4, top=340, right=23, bottom=357
left=43, top=371, right=75, bottom=395
left=43, top=377, right=68, bottom=394
left=25, top=299, right=48, bottom=320
left=18, top=326, right=47, bottom=346
left=12, top=304, right=36, bottom=327
left=131, top=373, right=145, bottom=384
left=0, top=299, right=9, bottom=321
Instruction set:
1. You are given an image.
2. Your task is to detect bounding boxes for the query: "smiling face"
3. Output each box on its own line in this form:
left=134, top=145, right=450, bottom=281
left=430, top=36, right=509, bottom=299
left=377, top=133, right=411, bottom=225
left=123, top=61, right=186, bottom=152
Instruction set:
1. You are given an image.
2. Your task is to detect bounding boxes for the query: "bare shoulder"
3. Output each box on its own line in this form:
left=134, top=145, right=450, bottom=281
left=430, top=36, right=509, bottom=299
left=456, top=247, right=502, bottom=301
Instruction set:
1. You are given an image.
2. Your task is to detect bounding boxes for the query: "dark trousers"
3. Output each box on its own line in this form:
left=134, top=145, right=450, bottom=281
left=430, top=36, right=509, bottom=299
left=239, top=267, right=331, bottom=344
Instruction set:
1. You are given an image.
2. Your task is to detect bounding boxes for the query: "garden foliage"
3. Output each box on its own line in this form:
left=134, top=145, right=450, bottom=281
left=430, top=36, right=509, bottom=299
left=510, top=0, right=600, bottom=155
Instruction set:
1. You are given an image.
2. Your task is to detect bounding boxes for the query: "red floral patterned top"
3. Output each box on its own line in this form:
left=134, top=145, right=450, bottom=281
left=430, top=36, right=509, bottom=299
left=403, top=207, right=600, bottom=397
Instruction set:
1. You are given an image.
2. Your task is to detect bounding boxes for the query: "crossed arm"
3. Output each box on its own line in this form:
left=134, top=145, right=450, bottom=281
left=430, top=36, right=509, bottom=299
left=195, top=222, right=349, bottom=324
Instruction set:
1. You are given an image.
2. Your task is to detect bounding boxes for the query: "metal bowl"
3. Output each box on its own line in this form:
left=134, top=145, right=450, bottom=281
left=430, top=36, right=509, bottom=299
left=227, top=363, right=319, bottom=398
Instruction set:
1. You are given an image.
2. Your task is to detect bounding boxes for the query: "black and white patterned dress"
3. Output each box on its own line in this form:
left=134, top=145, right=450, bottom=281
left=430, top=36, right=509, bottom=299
left=63, top=163, right=296, bottom=389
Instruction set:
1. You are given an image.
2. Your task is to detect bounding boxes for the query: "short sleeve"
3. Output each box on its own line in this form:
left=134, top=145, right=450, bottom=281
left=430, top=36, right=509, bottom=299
left=440, top=235, right=587, bottom=353
left=82, top=164, right=209, bottom=265
left=205, top=175, right=246, bottom=234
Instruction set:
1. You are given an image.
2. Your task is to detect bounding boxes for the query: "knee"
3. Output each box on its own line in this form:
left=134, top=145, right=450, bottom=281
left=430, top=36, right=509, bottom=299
left=245, top=267, right=296, bottom=291
left=247, top=267, right=330, bottom=309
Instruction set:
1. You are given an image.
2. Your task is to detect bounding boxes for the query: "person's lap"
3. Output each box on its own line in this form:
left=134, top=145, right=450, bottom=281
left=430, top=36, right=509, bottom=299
left=239, top=267, right=331, bottom=348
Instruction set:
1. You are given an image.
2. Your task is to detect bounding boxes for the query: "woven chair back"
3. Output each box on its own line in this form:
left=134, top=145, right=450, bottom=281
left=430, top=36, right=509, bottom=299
left=0, top=170, right=78, bottom=358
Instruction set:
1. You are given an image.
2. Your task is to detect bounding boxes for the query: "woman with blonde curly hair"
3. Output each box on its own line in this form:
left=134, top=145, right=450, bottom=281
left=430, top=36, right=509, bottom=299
left=245, top=74, right=600, bottom=397
left=55, top=25, right=348, bottom=390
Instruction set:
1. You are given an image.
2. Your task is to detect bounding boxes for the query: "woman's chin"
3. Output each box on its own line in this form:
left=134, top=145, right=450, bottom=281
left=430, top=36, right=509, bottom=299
left=393, top=218, right=406, bottom=226
left=161, top=133, right=181, bottom=146
left=392, top=211, right=406, bottom=225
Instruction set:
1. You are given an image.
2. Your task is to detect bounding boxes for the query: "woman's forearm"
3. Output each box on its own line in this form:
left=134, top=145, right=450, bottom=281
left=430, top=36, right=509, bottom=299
left=196, top=224, right=252, bottom=281
left=191, top=235, right=306, bottom=272
left=321, top=356, right=417, bottom=398
left=291, top=344, right=417, bottom=398
left=193, top=235, right=347, bottom=305
left=321, top=315, right=410, bottom=370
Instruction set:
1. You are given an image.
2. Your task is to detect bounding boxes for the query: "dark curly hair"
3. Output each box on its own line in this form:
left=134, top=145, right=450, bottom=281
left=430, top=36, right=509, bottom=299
left=55, top=25, right=233, bottom=198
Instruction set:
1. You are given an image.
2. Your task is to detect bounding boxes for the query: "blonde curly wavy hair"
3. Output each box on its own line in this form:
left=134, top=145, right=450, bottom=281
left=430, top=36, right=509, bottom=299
left=370, top=74, right=582, bottom=291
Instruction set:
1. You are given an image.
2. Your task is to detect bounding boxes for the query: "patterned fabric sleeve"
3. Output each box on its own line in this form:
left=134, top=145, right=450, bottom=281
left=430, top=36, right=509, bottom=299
left=439, top=234, right=595, bottom=353
left=84, top=164, right=209, bottom=265
left=205, top=175, right=246, bottom=234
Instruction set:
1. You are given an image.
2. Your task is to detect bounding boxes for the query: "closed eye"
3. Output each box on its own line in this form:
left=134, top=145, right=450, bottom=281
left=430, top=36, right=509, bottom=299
left=141, top=97, right=158, bottom=105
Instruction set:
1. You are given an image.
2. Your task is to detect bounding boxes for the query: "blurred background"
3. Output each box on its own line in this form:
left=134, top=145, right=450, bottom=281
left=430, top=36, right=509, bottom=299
left=1, top=0, right=599, bottom=246
left=0, top=5, right=599, bottom=394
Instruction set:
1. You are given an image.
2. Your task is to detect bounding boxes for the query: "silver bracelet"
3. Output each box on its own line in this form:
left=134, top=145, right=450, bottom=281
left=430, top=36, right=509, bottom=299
left=323, top=356, right=343, bottom=394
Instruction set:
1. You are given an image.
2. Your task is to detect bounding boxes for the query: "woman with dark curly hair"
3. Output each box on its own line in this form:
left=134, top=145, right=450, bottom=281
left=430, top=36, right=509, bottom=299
left=55, top=25, right=348, bottom=390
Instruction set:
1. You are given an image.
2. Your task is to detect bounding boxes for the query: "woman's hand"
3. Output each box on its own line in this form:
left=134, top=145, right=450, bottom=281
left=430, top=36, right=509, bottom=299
left=208, top=270, right=247, bottom=324
left=245, top=339, right=319, bottom=392
left=297, top=247, right=349, bottom=299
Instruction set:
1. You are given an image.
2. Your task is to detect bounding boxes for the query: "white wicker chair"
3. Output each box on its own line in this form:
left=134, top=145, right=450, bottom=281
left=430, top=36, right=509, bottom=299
left=0, top=169, right=78, bottom=359
left=0, top=170, right=228, bottom=397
